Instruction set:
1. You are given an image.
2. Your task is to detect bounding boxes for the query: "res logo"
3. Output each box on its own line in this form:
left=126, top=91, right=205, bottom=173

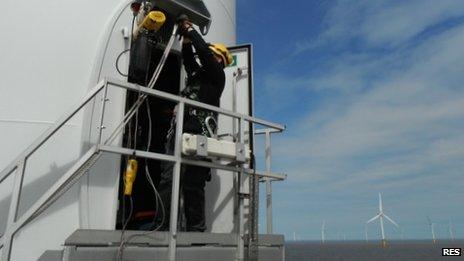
left=442, top=248, right=462, bottom=256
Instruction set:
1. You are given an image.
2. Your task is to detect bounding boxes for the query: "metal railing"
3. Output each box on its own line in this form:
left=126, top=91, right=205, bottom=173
left=0, top=78, right=285, bottom=261
left=255, top=128, right=282, bottom=235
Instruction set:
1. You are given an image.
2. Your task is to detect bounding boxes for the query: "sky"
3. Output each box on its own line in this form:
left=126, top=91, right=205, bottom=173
left=237, top=0, right=464, bottom=241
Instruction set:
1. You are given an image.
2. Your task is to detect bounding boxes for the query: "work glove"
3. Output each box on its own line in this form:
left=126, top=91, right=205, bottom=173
left=177, top=14, right=193, bottom=36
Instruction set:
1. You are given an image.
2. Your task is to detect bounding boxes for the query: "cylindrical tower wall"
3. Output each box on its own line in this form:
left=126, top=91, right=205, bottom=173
left=0, top=1, right=134, bottom=260
left=0, top=1, right=238, bottom=259
left=203, top=0, right=236, bottom=45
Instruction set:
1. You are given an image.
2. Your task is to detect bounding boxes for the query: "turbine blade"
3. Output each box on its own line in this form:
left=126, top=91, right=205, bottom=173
left=367, top=214, right=380, bottom=224
left=383, top=214, right=399, bottom=228
left=426, top=216, right=432, bottom=226
left=379, top=193, right=383, bottom=212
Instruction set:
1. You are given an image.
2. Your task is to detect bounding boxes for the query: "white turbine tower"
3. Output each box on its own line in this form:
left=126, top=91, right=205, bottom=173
left=321, top=220, right=326, bottom=244
left=449, top=221, right=455, bottom=241
left=366, top=193, right=399, bottom=247
left=365, top=224, right=369, bottom=242
left=427, top=216, right=437, bottom=244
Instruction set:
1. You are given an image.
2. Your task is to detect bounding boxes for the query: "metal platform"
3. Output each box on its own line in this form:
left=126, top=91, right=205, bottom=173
left=38, top=230, right=285, bottom=261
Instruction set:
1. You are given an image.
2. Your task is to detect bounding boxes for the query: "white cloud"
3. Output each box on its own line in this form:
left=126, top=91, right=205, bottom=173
left=361, top=0, right=464, bottom=46
left=294, top=0, right=464, bottom=53
left=264, top=0, right=464, bottom=239
left=275, top=20, right=464, bottom=193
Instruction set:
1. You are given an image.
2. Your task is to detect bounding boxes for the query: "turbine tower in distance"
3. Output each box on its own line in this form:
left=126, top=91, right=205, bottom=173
left=366, top=193, right=399, bottom=248
left=449, top=220, right=455, bottom=242
left=321, top=220, right=326, bottom=244
left=365, top=224, right=369, bottom=243
left=427, top=216, right=437, bottom=244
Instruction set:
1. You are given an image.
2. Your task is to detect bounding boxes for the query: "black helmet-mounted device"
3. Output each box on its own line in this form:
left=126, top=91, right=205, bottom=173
left=150, top=0, right=211, bottom=35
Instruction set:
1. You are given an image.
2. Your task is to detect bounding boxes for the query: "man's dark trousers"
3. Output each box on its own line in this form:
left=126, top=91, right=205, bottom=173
left=158, top=135, right=210, bottom=232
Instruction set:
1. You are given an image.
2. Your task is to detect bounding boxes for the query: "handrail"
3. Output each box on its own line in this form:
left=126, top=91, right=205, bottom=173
left=100, top=145, right=286, bottom=180
left=0, top=77, right=286, bottom=261
left=0, top=77, right=107, bottom=260
left=0, top=80, right=107, bottom=184
left=107, top=78, right=286, bottom=131
left=255, top=128, right=283, bottom=135
left=254, top=128, right=279, bottom=234
left=9, top=146, right=99, bottom=234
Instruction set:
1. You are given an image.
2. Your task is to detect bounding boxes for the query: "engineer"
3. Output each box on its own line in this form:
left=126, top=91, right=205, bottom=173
left=157, top=18, right=233, bottom=232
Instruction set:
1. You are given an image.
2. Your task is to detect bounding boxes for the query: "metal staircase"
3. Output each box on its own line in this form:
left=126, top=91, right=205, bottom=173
left=0, top=77, right=286, bottom=261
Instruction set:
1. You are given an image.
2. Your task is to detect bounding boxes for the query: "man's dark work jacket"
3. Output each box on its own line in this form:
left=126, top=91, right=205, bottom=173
left=181, top=28, right=225, bottom=135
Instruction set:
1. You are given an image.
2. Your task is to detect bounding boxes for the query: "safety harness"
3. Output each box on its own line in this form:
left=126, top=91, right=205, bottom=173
left=166, top=72, right=217, bottom=140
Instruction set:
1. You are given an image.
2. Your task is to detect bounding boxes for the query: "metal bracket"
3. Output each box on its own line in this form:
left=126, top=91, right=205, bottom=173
left=236, top=143, right=246, bottom=162
left=196, top=135, right=208, bottom=157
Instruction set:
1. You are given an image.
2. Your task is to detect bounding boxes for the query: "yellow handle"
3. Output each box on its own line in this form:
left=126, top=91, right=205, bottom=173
left=142, top=11, right=166, bottom=31
left=133, top=11, right=166, bottom=40
left=124, top=159, right=138, bottom=196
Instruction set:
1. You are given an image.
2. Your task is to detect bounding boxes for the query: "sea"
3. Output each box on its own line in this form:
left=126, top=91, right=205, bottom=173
left=285, top=240, right=464, bottom=261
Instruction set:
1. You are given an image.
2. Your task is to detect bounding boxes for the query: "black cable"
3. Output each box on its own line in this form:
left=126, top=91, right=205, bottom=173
left=116, top=26, right=167, bottom=256
left=115, top=49, right=131, bottom=77
left=125, top=14, right=137, bottom=149
left=134, top=98, right=140, bottom=151
left=144, top=33, right=152, bottom=87
left=117, top=196, right=133, bottom=261
left=144, top=99, right=166, bottom=229
left=144, top=100, right=159, bottom=221
left=115, top=15, right=136, bottom=78
left=116, top=14, right=139, bottom=261
left=116, top=94, right=167, bottom=257
left=138, top=25, right=165, bottom=230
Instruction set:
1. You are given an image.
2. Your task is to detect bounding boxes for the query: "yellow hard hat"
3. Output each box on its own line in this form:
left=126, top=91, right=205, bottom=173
left=209, top=43, right=233, bottom=66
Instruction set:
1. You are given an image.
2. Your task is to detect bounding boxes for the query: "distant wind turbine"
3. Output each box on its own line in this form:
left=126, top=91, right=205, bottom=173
left=321, top=220, right=326, bottom=244
left=427, top=216, right=437, bottom=244
left=293, top=231, right=296, bottom=241
left=366, top=193, right=399, bottom=247
left=365, top=224, right=369, bottom=242
left=449, top=221, right=455, bottom=241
